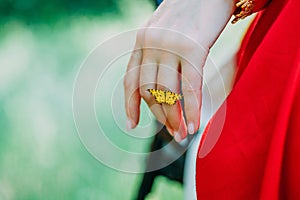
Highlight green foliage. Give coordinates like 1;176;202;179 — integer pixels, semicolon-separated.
0;1;183;199
0;0;121;23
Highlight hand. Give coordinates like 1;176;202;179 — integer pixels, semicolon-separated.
124;0;235;142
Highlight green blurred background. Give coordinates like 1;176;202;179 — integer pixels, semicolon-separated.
0;0;184;199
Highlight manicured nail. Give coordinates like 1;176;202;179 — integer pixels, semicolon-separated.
188;122;195;134
126;119;133;131
174;131;182;143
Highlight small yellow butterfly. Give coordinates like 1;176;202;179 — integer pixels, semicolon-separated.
147;89;182;105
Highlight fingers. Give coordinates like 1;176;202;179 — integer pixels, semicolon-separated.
157;53;187;141
125;29;206;142
139;49;171;128
181;58;204;135
124;44;142;129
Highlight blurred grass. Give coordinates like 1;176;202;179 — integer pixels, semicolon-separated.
0;0;120;24
0;0;184;199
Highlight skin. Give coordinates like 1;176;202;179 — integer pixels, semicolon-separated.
124;0;236;142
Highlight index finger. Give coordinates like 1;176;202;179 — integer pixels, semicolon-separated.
123;43;142;130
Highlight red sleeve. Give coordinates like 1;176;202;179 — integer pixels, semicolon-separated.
252;0;272;12
196;0;300;199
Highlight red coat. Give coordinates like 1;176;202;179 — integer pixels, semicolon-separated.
196;0;300;199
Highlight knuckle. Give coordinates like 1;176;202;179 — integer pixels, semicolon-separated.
179;40;197;52
182;79;197;90
182;84;201;95
130;49;141;62
143;29;164;46
182;73;202;89
188;71;202;82
136;28;165;50
136;29;145;42
144;29;159;42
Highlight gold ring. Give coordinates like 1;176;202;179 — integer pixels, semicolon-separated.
147;89;182;105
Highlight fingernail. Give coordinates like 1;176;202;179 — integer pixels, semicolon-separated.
174;131;182;143
188;122;195;134
126;119;133;131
